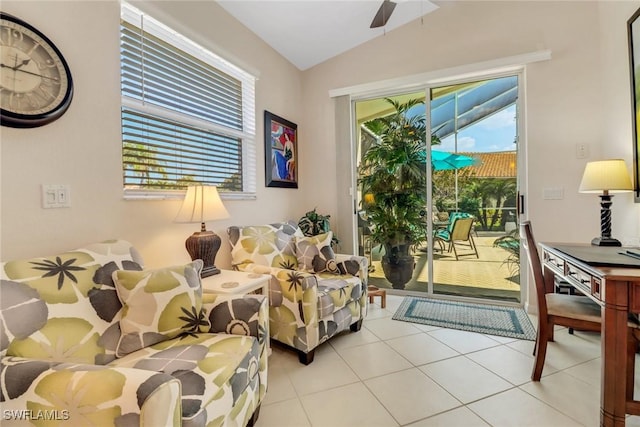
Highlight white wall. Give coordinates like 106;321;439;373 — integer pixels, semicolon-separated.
3;0;639;275
300;0;640;248
599;1;640;243
0;1;304;268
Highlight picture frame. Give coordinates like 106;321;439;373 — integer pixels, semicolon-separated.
628;7;640;202
264;110;298;188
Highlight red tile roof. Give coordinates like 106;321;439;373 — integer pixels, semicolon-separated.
462;151;517;178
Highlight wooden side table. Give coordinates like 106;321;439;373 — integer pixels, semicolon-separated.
368;285;386;308
201;270;271;353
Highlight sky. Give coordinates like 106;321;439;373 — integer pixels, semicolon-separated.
434;104;517;154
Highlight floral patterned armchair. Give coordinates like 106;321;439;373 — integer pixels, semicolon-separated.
227;221;368;364
0;240;268;427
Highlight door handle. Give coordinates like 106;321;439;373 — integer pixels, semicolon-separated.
517;193;525;216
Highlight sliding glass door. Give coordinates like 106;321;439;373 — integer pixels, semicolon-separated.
429;76;521;303
354;73;522;304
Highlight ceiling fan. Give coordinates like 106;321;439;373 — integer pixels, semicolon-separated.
370;0;397;29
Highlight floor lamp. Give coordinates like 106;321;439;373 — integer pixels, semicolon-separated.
579;159;633;246
175;185;230;277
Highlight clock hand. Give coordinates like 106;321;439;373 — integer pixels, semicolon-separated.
1;55;30;71
0;64;58;81
13;58;31;70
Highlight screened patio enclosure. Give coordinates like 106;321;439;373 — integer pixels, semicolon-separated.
355;74;520;303
430;76;518;140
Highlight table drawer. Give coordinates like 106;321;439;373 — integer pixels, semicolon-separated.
565;261;602;301
544;251;565;273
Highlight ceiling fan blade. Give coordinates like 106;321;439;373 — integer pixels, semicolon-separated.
370;0;397;29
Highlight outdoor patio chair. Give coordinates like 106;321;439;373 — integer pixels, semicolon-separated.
434;214;479;260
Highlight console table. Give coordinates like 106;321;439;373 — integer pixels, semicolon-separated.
539;243;640;426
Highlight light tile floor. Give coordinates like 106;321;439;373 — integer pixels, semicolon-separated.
256;294;640;427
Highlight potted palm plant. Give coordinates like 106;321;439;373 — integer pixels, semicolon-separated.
358;98;430;289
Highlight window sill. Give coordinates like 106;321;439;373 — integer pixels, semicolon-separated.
123;189;256;201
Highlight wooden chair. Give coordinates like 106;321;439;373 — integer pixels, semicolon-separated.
522;221;640;414
520;221;601;381
434;216;479;260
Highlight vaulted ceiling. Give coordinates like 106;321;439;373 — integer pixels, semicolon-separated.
216;0;439;70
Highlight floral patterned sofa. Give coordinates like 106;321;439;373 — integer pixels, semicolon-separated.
0;240;268;427
227;221;368;364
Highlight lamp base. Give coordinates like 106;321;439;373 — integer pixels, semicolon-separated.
185;230;222;277
201;266;221;277
591;237;622;247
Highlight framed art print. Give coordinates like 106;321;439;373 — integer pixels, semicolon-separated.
264;110;298;188
628;6;640;201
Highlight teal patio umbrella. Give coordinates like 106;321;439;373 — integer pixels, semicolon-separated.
430;150;477;171
418;150;478;171
423;150;479;211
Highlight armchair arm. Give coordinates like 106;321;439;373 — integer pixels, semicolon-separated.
202;293;268;344
234;264;320;343
0;357;181;427
200;293;269;403
335;254;369;286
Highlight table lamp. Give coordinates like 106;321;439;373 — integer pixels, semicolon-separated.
175;185;230;276
578;159;633;246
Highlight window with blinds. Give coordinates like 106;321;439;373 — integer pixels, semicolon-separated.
120;2;256;198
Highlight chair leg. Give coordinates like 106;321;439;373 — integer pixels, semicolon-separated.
470;234;479;258
298;349;315;365
350;319;363;332
246;404;262;427
452;242;459;260
532;321;550;381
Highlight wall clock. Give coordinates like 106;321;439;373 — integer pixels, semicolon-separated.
0;13;73;128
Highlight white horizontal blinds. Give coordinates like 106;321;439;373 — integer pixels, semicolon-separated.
122;109;242;189
120;2;256;195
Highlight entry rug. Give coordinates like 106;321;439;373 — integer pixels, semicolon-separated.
393;296;537;341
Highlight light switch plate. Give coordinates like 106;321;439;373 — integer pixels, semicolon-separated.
543;187;564;200
576;143;589;159
42;184;70;208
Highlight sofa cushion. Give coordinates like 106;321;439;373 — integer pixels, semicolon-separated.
1;240;143;364
295;231;339;274
316;273;365;318
109;333;261;425
228;221;302;270
1;356;181;426
112;260;208;357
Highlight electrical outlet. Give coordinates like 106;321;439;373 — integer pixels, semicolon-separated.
42;185;70;208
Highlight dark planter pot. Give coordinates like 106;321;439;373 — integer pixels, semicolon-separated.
381;244;415;289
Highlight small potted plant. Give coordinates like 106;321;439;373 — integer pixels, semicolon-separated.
298;208;339;247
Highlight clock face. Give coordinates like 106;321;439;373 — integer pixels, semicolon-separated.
0;13;73;128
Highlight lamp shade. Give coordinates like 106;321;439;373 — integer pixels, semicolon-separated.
175;185;230;223
579;159;633;193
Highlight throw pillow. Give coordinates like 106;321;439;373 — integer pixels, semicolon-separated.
112;260;208;357
228;222;301;270
295;232;339;274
